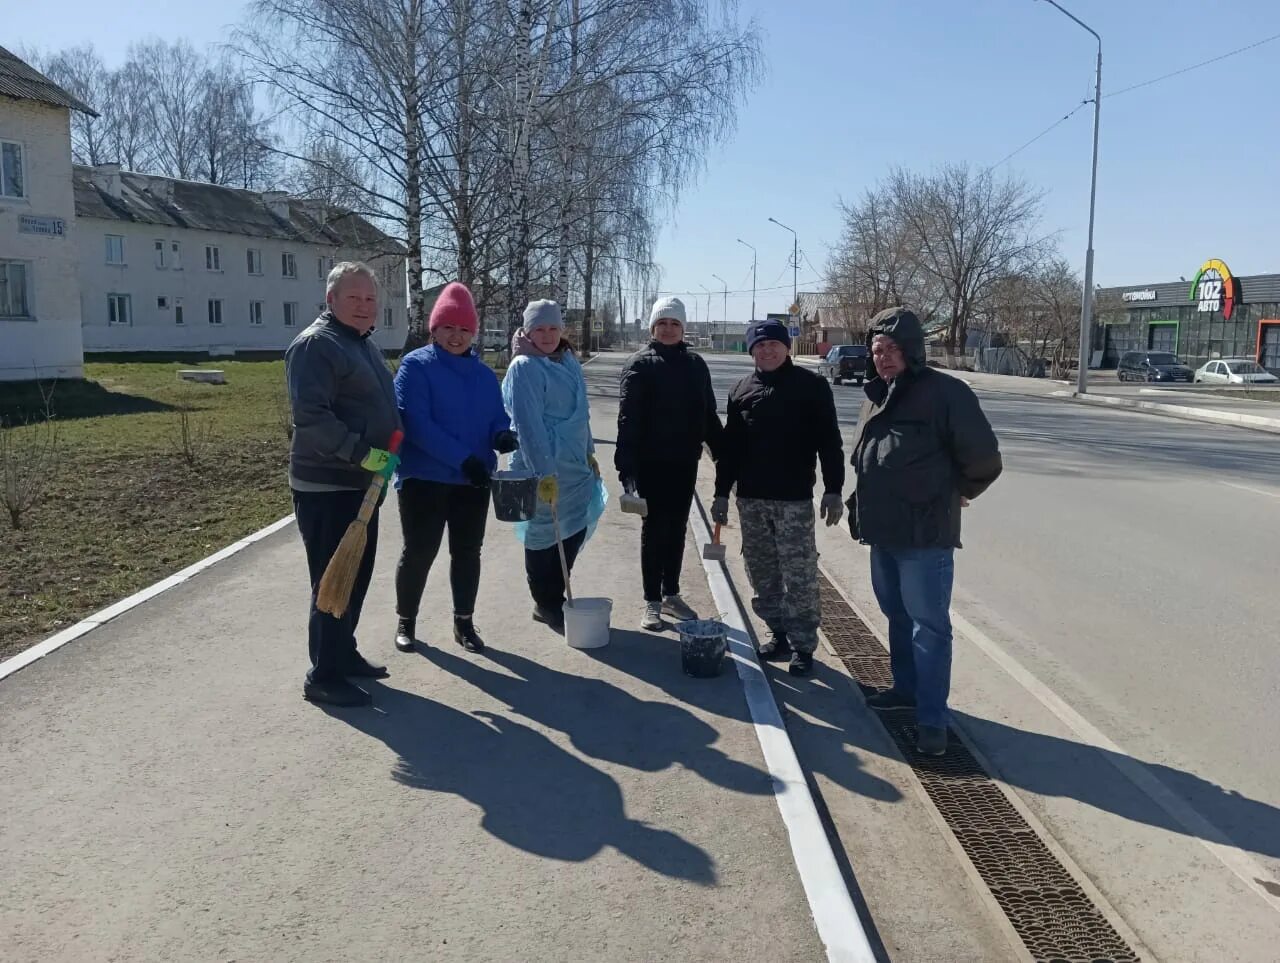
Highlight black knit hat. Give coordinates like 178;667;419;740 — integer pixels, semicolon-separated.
746;319;791;353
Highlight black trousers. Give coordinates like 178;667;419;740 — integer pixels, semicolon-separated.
293;488;379;683
636;459;699;602
525;527;587;612
395;478;490;619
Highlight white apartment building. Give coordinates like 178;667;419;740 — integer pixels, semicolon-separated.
75;164;408;357
0;47;94;381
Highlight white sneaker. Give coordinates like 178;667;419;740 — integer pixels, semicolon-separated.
641;600;664;631
662;595;698;622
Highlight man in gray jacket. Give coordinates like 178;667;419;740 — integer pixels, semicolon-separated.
287;262;401;707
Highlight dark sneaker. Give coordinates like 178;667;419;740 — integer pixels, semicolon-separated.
788;651;814;676
394;618;416;653
532;606;565;634
916;725;948;757
758;631;792;662
454;617;486;654
866;688;916;711
661;595;698;623
345;652;389;679
304;678;372;708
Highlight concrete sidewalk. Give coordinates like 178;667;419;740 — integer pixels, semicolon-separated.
0;413;824;961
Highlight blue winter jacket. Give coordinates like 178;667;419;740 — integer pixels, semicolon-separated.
394;344;511;488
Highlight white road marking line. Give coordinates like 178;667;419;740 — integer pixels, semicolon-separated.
948;609;1280;913
0;515;297;683
1220;480;1280;499
691;499;877;963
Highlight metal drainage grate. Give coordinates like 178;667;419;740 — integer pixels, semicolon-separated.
816;573;1141;963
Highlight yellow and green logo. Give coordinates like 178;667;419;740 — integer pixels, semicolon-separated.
1189;258;1236;319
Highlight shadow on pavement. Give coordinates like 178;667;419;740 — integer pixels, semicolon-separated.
427;639;773;798
323;681;716;884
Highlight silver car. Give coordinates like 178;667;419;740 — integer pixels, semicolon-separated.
1193;358;1279;385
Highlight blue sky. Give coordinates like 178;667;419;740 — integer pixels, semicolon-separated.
12;0;1280;323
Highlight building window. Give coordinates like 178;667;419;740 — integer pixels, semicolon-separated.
317;256;326;280
284;301;299;327
154;239;168;269
249;300;264;326
106;235;125;265
208;299;223;325
157;296;168;309
107;293;131;325
282;252;297;279
0;261;31;318
174;298;184;325
384;307;394;328
247;248;263;275
0;141;24;198
171;241;183;270
205;245;221;272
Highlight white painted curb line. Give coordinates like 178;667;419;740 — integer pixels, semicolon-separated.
1069;390;1280;433
0;515;296;683
690;498;877;963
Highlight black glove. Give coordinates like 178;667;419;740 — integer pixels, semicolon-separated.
493;429;519;454
620;474;636;495
461;455;491;489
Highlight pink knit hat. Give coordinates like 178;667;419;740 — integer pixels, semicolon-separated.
428;282;479;334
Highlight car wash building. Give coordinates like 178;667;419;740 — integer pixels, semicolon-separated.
1095;258;1280;373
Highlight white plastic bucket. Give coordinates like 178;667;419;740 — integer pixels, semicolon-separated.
564;597;612;649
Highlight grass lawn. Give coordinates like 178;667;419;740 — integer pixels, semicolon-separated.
0;357;504;661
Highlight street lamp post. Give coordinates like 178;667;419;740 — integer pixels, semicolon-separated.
736;238;757;323
1038;0;1101;396
712;273;727;347
768;217;798;310
698;283;711;340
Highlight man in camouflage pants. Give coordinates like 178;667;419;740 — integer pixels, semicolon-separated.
712;320;845;676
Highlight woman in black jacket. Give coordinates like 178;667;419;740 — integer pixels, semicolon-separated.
615;296;723;630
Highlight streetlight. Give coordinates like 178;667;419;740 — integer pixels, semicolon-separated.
712;273;727;346
736;238;757;323
767;217;798;310
1037;0;1101;396
698;283;711;336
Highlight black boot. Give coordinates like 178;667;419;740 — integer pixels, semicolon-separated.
758;630;792;662
454;616;485;653
395;617;416;653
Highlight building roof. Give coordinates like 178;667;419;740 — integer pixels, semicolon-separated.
72;165;401;253
0;46;97;115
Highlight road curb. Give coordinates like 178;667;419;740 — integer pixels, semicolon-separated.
689;495;877;963
0;515;297;683
1066;391;1280;435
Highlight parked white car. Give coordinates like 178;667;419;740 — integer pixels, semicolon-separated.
1193;358;1279;385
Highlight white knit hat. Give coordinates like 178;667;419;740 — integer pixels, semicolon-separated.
522;299;564;330
649;296;687;331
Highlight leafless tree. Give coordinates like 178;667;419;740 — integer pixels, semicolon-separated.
35;46;111;165
133;39;207;180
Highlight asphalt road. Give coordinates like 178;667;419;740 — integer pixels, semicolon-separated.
586;349;1280;954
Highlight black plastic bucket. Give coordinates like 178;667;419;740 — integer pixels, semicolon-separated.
677;619;728;678
492;469;537;522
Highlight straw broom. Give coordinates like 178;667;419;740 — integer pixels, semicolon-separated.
316;430;403;617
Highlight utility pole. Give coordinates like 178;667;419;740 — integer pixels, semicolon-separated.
1038;0;1101;395
736;238;757;323
768;217;798;309
712;273;727;347
699;283;711;341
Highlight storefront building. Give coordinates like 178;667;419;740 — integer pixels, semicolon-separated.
1095;258;1280;373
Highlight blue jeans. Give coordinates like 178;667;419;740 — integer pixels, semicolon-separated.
868;546;955;728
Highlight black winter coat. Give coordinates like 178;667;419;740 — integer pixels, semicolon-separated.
714;358;845;501
615;341;723;483
849;309;1002;549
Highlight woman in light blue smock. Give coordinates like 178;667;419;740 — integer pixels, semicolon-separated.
502;300;608;632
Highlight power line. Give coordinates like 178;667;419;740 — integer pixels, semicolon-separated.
618;277;828;297
990;100;1090;169
1108;30;1280;99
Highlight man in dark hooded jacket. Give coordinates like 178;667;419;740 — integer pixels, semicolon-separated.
848;307;1001;756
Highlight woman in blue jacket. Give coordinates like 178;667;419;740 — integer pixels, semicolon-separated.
393;282;517;654
502;300;607;633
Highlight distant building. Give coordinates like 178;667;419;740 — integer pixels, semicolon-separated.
0;46;95;381
74;164;407;357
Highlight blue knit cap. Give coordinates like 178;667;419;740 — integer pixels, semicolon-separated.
746;319;791;353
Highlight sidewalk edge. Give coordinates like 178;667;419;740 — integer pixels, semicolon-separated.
0;515;296;683
1068;391;1280;434
690;496;877;963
